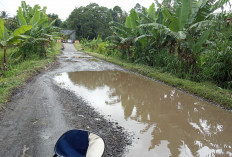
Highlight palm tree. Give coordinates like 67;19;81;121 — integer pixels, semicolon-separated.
0;11;9;19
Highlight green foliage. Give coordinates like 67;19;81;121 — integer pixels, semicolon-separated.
80;36;114;56
47;13;62;27
0;43;61;107
17;7;27;26
13;25;32;36
125;9;139;29
97;42;107;54
148;3;156;19
0;18;5;39
85;1;232;90
1;17;18;32
75;43;232;108
0;1;61;72
0;18;32;70
15;1;60;59
0;1;62;108
65;3;127;40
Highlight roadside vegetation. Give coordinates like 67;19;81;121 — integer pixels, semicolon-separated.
0;1;61;108
63;3;128;39
73;0;232;108
1;0;232;109
75;43;232;109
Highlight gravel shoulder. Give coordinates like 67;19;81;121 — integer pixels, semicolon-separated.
0;43;132;157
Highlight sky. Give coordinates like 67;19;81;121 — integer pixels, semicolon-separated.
0;0;157;21
0;0;230;21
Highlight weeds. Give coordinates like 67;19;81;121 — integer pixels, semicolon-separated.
75;43;232;109
0;43;61;108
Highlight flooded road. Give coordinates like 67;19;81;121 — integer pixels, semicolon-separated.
0;44;129;157
55;70;232;157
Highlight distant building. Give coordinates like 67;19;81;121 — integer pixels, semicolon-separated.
60;30;76;43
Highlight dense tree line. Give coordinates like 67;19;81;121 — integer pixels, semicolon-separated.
82;0;232;89
64;3;128;40
47;13;62;27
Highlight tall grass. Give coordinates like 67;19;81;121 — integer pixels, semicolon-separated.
75;42;232;109
0;43;61;108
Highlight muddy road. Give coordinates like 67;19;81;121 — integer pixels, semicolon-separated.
1;43;232;157
0;44;131;157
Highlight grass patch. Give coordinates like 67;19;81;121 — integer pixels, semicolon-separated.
74;43;232;109
0;43;61;108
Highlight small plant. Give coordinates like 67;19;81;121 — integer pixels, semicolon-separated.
0;18;32;70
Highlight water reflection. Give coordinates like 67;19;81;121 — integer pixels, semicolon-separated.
55;71;232;157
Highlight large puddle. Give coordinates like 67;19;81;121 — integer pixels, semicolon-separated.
54;71;232;157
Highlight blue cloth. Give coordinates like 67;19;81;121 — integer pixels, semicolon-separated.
55;130;89;157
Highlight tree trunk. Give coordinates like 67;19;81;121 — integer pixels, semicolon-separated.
121;45;126;57
3;47;7;71
43;42;47;57
41;42;43;56
127;44;130;58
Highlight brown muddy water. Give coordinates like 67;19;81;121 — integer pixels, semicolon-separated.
54;71;232;157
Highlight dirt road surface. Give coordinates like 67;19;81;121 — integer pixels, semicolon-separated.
0;44;131;157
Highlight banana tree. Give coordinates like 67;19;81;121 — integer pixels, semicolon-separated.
108;21;131;57
0;18;32;70
108;8;147;59
108;11;136;58
16;1;60;58
130;0;219;71
109;3;166;62
133;3;178;64
143;0;218;67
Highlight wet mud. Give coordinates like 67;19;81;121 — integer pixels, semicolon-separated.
60;56;69;58
65;59;79;63
1;43;232;157
55;70;232;156
0;43;131;157
53;85;132;157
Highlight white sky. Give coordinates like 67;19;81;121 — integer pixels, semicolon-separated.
0;0;230;21
0;0;157;21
